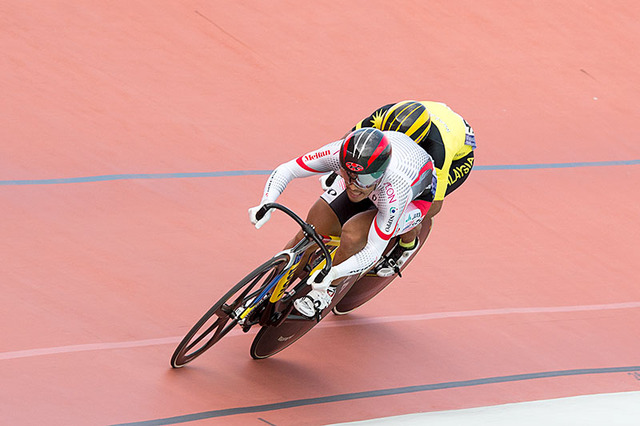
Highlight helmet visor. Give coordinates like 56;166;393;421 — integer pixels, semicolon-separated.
340;168;382;189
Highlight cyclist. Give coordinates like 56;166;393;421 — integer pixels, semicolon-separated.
321;100;476;276
249;128;437;318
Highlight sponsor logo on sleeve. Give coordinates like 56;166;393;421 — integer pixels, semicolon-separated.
304;149;330;162
384;207;398;233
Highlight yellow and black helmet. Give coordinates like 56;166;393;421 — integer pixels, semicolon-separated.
380;101;431;144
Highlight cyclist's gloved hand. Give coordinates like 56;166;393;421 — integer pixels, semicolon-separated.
248;204;272;229
319;172;338;191
308;268;338;291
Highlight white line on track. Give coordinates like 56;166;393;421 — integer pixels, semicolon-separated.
2;301;639;361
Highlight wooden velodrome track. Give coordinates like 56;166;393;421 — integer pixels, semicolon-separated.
2;1;639;425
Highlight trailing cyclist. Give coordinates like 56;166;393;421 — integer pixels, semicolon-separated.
249;128;437;318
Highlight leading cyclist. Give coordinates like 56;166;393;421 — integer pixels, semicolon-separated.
322;100;477;276
248;128;437;318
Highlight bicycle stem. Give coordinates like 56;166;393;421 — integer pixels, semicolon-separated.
258;203;333;281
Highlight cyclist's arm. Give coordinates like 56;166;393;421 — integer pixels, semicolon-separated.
331;183;409;279
331;222;391;278
260;141;342;203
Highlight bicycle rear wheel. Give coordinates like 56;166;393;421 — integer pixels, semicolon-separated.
250;314;317;359
250;274;359;359
333;239;422;315
332;274;396;315
171;254;289;368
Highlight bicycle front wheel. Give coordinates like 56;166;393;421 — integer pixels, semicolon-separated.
171;253;289;368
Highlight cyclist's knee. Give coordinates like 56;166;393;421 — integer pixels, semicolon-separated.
341;226;366;253
284;229;305;249
335;212;374;263
427;200;443;219
286;199;341;250
335;227;366;264
306;198;341;236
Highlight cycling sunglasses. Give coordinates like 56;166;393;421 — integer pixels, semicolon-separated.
339;168;382;189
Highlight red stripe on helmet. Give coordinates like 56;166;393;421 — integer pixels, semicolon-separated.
367;135;389;168
342;136;350;160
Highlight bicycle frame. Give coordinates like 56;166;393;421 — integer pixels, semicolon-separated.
237;235;340;326
234;203;340;329
270;235;341;304
171;202;404;366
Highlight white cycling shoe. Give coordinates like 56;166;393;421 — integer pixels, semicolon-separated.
375;239;420;277
294;288;334;318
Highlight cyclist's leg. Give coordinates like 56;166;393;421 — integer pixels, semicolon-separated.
286;177;373;252
284;197;342;250
406;149;472;245
384;151;473;270
414;199;442;244
284;174;355;250
445;150;474;197
398;223;422;247
336;192;437;268
285;179;375;279
373;197;436;277
333;209;378;265
281;198;342;280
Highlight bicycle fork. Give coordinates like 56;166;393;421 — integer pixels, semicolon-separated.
231;249;303;330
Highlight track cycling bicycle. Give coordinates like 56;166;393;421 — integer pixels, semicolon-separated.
170;203;420;367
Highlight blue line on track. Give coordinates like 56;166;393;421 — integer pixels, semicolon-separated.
111;366;640;425
477;159;640;170
0;170;274;186
1;160;639;186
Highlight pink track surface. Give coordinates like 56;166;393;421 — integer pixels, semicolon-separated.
2;1;639;425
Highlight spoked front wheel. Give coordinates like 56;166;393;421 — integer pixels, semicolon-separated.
170;254;289;368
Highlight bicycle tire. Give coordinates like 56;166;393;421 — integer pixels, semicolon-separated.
333;240;422;315
171;253;290;368
250;315;317;359
332;274;396;315
249;274;359;359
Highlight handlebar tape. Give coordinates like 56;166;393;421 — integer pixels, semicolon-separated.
314;269;329;283
325;171;338;188
255;204;270;221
